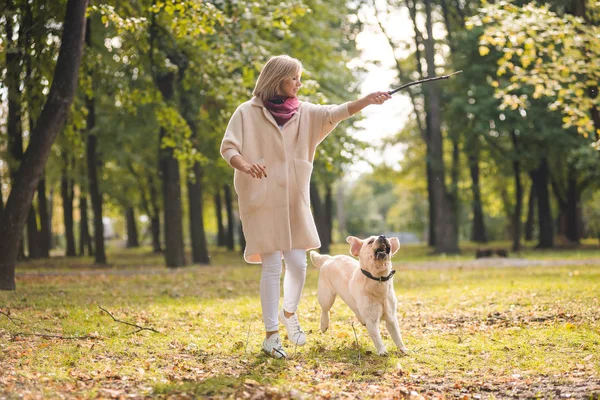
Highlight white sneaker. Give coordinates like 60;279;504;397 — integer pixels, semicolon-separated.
262;333;287;359
279;309;307;346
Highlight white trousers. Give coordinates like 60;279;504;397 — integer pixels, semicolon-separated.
260;249;307;332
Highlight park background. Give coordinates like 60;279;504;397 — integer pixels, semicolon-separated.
0;0;599;398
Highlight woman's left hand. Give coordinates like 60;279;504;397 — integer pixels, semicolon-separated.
348;91;393;115
365;91;392;105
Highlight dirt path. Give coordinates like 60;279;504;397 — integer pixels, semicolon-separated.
15;257;600;277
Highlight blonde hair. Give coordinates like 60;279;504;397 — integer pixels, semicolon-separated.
252;55;302;101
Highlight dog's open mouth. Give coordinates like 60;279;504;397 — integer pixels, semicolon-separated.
374;243;391;260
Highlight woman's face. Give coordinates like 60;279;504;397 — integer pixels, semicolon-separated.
277;71;302;97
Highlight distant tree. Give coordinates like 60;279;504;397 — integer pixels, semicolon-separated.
470;1;600;148
0;0;88;290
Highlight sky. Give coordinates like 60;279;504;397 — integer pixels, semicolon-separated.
344;1;423;178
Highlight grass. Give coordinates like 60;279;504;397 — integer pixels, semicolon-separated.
1;244;600;399
16;239;600;274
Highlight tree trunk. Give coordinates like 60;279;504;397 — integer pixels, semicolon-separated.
158;131;186;266
85;21;107;265
38;178;50;258
239;216;246;255
180;87;209;264
147;174;162;253
61;173;76;256
86;102;107;264
325;184;334;246
555;189;567;239
23;16;41;260
451;137;460;242
310;182;330;254
525;183;536;241
126;207;140;248
530;158;554;248
511;131;523;252
336;184;347;238
224;184;235;251
565;167;580;243
423;0;459;254
400;0;436;247
6;0;22;184
426;163;436;246
151;216;162;253
6;0;26;263
150;216;162;253
214;190;226;247
26;204;41;259
48;189;55;250
159;137;186;266
468;152;487;243
79;195;92;256
155;71;186;267
188;165;210;264
0;175;3;213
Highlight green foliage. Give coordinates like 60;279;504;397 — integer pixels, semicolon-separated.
91;4;148;33
469;1;600;148
583;190;600;239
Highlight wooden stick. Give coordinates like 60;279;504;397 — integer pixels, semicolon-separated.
244;319;251;354
351;322;362;363
0;310;20;325
99;306;160;334
388;70;463;95
11;332;99;340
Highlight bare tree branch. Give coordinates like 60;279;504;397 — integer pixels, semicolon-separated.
2;309;99;340
11;332;99;340
0;309;20;325
388;70;462;95
99;306;161;334
372;0;427;140
351;321;362;364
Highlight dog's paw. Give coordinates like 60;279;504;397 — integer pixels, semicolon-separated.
377;349;389;356
399;346;410;355
320;326;329;333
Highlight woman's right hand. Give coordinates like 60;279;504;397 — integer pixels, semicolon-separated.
241;162;267;179
230;155;267;179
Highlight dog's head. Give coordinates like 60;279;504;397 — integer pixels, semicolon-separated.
346;235;400;264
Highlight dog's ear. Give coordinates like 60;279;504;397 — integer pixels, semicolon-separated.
346;236;362;257
390;237;400;255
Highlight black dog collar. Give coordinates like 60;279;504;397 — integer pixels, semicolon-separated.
361;269;396;282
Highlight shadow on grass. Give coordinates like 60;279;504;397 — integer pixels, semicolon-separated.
153;375;255;398
152;356;287;397
151;347;402;398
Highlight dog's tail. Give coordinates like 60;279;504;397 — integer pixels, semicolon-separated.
309;251;331;268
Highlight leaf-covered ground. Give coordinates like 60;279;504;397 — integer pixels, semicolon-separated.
1;245;600;399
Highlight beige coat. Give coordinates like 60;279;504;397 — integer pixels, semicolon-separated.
220;96;351;263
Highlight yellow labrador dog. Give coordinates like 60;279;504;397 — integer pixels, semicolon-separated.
310;235;408;356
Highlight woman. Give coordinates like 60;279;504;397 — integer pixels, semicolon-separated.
220;55;391;359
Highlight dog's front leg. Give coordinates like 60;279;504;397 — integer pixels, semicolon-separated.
364;318;387;356
385;319;409;354
358;301;387;355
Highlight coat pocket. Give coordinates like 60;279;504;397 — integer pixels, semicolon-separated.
294;159;313;207
234;158;267;213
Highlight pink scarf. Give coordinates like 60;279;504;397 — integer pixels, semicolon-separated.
263;96;300;126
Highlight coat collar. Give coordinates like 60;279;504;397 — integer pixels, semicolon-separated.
251;96;302;129
250;96;265;108
251;96;302;112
